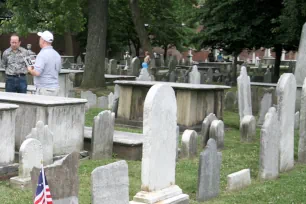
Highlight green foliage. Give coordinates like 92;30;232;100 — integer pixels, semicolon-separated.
195;0;283;54
1;0;86;36
277;0;306;50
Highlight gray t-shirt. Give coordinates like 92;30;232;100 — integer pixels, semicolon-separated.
33;46;61;89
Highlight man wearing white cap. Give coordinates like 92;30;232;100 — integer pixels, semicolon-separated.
27;31;61;96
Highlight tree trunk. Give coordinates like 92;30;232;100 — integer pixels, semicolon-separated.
81;0;108;88
273;44;282;82
232;52;238;85
64;32;74;56
129;0;153;56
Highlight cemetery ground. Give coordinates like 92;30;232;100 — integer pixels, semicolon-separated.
0;105;305;203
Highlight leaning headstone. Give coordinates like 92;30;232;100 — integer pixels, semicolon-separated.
136;68;152;81
108;92;114;109
10;138;43;189
130;84;189;203
91;110;115;160
227;169;251;191
237;66;252;121
81;91;97;109
91;160;129;204
181;130;198;159
294;22;306;86
224;91;236;111
31;152;79;204
295;111;300;130
277;73;296;172
240;115;256;142
299;78;306;163
264;68;272;83
197;138;222;202
201;113;218;147
209;120;224;150
259;107;280;180
109;59;118;75
258;88;274;126
130;57;140;76
26;121;53;165
97;96;108;109
189;65;201;84
0;104;18;166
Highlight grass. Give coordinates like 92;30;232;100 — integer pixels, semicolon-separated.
0;110;305;204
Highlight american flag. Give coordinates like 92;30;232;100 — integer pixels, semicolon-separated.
34;167;53;204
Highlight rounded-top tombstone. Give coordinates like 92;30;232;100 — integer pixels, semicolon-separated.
141;84;177;192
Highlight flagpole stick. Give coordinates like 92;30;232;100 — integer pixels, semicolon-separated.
41;160;47;204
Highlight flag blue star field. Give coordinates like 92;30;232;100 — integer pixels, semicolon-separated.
34;168;53;204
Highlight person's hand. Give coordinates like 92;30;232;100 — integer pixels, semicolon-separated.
27;66;33;72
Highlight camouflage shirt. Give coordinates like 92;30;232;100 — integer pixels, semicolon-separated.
2;47;29;75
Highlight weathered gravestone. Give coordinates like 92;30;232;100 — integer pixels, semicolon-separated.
0;104;18;166
130;84;189;203
189;65;201;84
112;85;120;117
259;107;280;180
31;152;79;204
197;138;222;202
10;138;43;189
207;68;213;84
295;111;300;130
81;91;97;109
237;66;252;121
91;160;129;204
169;70;177;82
108;92;114;109
91;110;115;160
130;57;140;76
257;88;274;126
294;22;306;86
26;121;53;165
109;59;118;75
299;78;306;163
97;96;108;109
136;68;152;81
201;113;218;147
209;120;225;150
264;68;272;83
224;91;236;111
240;115;256;142
227;169;251;191
277;73;296;172
181;130;198;159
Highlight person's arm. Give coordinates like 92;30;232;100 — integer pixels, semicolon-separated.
2;51;8;70
28;54;45;76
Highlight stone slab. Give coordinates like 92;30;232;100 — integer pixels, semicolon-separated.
0;92;87;106
114;80;230;90
227;169;251;191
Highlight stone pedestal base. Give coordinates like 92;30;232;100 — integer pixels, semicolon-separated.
130;185;189;204
10;176;31;189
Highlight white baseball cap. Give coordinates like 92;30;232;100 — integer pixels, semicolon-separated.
37;31;54;43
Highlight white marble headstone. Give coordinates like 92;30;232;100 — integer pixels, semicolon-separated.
237;66;252;121
276;73;296;172
189;65;201;84
26;121;53;165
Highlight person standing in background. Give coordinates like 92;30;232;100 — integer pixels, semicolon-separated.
27;31;61;96
2;34;29;93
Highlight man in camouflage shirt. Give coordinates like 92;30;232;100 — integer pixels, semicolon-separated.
2;34;29;93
